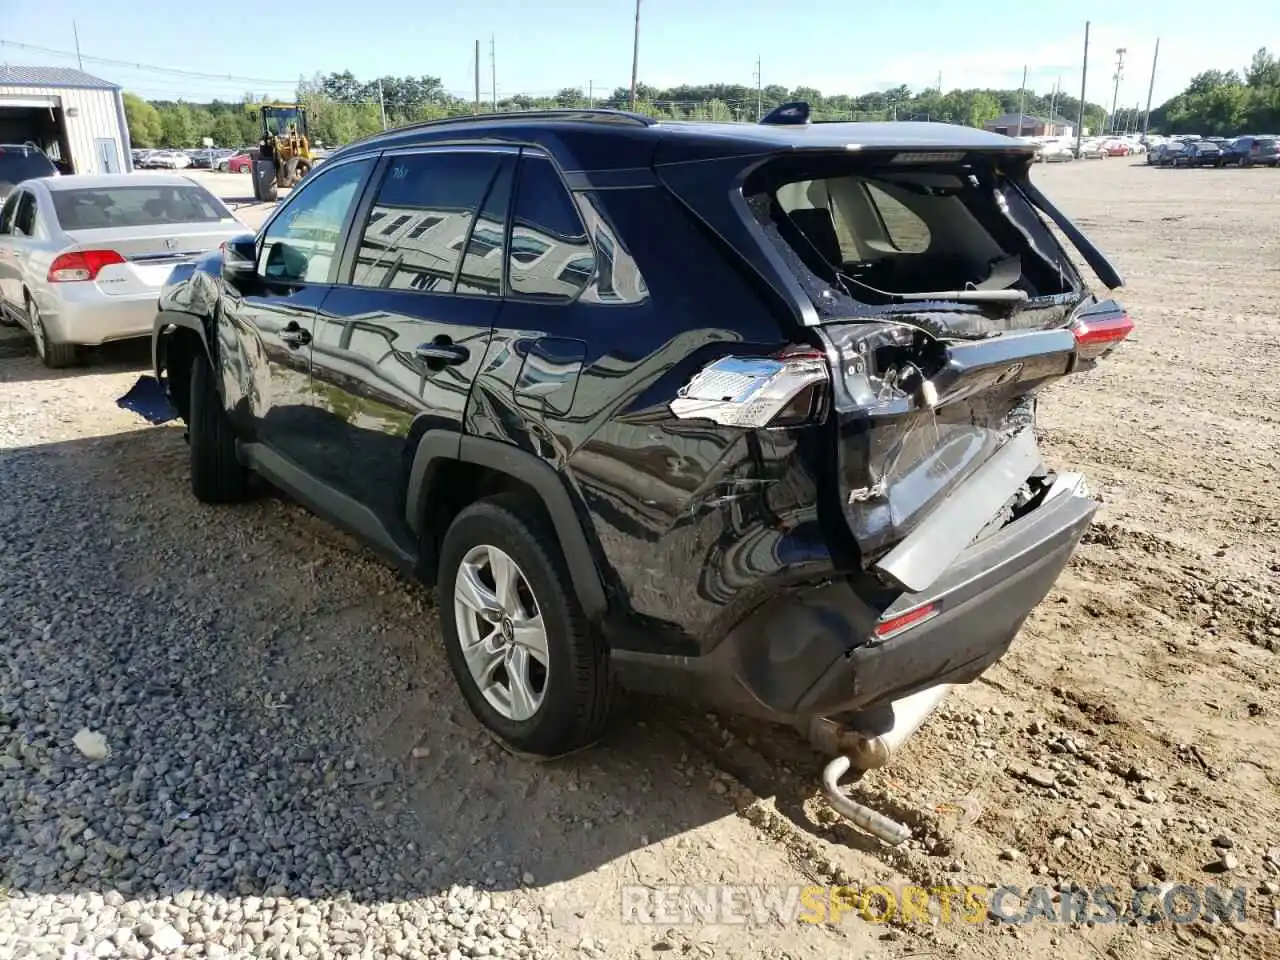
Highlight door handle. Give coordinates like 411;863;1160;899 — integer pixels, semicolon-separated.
414;341;469;365
280;323;311;348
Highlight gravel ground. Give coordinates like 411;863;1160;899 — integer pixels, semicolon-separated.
2;159;1279;960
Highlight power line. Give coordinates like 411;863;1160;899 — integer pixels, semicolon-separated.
0;39;298;85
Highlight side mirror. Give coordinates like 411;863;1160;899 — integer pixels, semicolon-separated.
221;234;257;278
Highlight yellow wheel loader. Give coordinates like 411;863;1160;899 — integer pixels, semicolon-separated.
251;104;314;202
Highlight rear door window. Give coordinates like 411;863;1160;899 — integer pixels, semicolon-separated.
351;151;504;294
0;193;18;234
508;154;595;300
14;192;36;237
864;184;931;254
455;159;514;296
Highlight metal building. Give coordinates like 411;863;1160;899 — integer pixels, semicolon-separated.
0;65;132;175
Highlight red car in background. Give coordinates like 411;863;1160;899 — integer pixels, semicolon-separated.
217;150;256;173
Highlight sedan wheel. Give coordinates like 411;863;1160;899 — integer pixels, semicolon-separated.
29;300;75;368
454;543;549;722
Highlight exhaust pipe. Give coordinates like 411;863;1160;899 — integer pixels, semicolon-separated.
843;683;955;770
812;683;954;846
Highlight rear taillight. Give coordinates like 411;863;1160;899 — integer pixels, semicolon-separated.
875;601;940;640
669;348;829;428
1071;309;1134;362
47;249;125;283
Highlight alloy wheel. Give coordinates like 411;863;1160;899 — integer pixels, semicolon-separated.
453;544;549;722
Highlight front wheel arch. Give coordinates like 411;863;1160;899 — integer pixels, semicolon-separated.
155;313;216;423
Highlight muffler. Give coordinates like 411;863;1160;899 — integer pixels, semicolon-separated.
811;683;954;846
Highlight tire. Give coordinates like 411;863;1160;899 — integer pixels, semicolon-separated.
282;156;312;186
252;160;278;202
437;495;612;757
28;297;76;368
188;354;248;504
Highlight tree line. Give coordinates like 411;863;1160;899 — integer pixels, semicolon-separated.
121;51;1280;152
1149;48;1280;136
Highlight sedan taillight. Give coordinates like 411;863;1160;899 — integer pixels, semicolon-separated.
48;249;126;282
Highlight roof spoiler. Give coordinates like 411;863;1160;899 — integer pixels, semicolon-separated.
760;101;811;126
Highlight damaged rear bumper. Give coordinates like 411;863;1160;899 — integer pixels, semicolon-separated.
610;473;1097;724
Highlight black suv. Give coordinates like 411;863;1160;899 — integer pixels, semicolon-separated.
151;107;1133;758
0;143;58;200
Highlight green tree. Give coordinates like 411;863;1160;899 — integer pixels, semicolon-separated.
211;112;244;148
965;91;1002;128
158;104;195;147
123;93;162;147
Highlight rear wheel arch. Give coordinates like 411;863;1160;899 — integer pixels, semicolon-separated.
408;431;609;619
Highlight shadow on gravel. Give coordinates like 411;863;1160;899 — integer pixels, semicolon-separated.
0;327;151;383
0;428;735;909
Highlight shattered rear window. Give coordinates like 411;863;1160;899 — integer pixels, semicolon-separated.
743;154;1084;321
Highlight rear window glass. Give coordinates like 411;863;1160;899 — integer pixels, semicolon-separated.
1259;139;1276;149
52;185;230;230
0;147;57;187
750;157;1079;310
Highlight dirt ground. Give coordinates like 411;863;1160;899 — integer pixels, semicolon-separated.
2;158;1278;960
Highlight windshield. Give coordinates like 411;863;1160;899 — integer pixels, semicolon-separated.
265;108;303;135
0;147;57;190
51;185;232;230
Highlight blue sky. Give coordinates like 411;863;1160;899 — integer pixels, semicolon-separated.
0;0;1268;108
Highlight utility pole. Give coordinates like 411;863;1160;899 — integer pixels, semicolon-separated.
490;34;496;110
754;55;762;121
937;70;942;92
1110;47;1126;133
1017;65;1027;136
474;41;480;114
1142;38;1160;138
629;0;641;111
1076;21;1090;153
72;21;84;71
377;78;387;130
588;81;593;108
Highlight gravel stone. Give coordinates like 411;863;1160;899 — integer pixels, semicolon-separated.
0;354;553;960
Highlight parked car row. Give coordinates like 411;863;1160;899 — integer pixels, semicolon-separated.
1025;135;1147;162
1147;135;1280;168
132;147;257;171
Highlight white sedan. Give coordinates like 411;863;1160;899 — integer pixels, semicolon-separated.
0;173;248;368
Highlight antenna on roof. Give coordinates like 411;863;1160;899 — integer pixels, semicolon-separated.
760;101;810;125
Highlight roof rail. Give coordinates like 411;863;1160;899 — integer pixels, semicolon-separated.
388;108;657;134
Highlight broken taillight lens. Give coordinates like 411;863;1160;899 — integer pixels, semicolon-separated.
669;349;829;429
1071;308;1134;362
